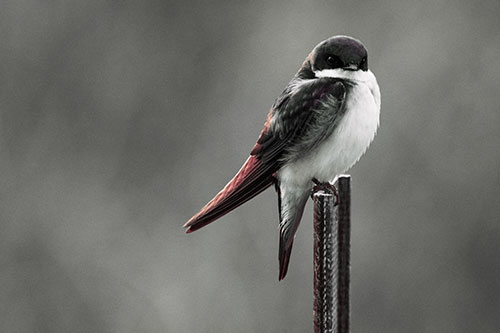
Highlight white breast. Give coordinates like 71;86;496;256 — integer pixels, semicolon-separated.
278;69;380;187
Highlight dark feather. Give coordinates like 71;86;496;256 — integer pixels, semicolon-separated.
184;156;275;232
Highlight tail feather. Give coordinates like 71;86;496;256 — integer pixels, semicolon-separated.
184;156;275;233
276;183;309;280
279;238;294;280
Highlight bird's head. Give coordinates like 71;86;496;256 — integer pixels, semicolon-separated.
298;36;368;79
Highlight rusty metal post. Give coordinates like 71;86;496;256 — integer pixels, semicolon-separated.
313;176;351;333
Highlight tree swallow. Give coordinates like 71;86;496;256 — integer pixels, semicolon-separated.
184;35;381;280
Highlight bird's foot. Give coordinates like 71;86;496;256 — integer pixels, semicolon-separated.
311;178;339;205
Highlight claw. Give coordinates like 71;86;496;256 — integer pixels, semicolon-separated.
311;178;339;205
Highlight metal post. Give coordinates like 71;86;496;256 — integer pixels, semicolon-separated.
313;176;351;333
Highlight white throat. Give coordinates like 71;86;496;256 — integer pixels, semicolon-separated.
313;68;371;81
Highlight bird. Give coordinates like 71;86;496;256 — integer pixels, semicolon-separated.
184;35;381;280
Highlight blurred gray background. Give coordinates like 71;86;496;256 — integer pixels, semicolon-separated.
1;0;500;332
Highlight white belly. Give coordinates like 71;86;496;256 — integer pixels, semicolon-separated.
278;69;380;186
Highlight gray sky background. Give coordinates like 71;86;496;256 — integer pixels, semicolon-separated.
1;1;500;332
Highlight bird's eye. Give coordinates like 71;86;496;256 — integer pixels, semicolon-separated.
326;55;342;68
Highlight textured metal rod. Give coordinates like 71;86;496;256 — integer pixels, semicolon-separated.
313;176;351;333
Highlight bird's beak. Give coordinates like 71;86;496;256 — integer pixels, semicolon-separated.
343;63;358;71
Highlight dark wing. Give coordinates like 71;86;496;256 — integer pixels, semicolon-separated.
252;78;347;163
184;78;346;233
184;154;276;233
